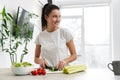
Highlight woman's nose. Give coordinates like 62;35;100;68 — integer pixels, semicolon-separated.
57;17;61;22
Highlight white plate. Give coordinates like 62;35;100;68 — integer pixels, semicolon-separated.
46;69;63;74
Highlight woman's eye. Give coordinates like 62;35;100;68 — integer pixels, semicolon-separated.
53;16;57;18
52;15;61;18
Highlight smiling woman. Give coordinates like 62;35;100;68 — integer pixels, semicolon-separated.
34;3;77;70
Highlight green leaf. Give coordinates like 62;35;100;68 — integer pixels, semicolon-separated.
1;24;8;29
5;29;9;36
3;37;8;40
7;13;14;20
13;63;22;67
2;7;6;17
1;33;7;38
3;19;7;25
22;62;32;67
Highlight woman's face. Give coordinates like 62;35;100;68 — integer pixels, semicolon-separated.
45;9;61;28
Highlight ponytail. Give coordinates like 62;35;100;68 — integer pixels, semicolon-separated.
41;3;50;28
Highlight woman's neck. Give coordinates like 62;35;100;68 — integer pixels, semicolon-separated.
46;26;59;32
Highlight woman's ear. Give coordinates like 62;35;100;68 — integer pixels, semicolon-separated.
45;15;48;21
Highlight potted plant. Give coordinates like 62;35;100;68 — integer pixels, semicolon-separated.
0;7;38;75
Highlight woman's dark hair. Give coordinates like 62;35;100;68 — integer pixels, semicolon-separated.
41;4;60;29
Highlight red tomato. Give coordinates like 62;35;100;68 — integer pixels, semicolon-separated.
31;70;38;75
37;68;43;75
41;69;46;75
37;68;43;72
42;71;46;75
31;68;46;76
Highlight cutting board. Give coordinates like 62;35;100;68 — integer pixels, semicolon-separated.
46;69;63;74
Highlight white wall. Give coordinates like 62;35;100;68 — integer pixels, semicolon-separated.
53;0;111;6
111;0;120;60
0;0;42;15
0;0;42;68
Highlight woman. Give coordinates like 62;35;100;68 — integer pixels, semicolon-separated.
34;4;77;70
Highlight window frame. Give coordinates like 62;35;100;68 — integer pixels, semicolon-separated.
61;5;111;68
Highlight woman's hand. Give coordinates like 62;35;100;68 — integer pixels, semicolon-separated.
57;60;67;70
39;58;46;68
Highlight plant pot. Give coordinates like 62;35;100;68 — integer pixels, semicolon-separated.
11;66;34;76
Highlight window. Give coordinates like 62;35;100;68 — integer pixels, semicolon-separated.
60;6;111;68
60;8;83;55
84;6;111;68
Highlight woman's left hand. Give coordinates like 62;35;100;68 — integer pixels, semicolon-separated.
57;60;67;70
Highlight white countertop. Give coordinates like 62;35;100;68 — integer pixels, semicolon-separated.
0;68;117;80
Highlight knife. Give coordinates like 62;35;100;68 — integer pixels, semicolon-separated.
45;65;58;71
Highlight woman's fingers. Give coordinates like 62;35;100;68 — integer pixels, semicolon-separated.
59;61;64;70
43;58;49;67
39;58;46;68
58;60;66;70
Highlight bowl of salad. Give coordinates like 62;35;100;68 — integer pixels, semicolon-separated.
11;62;34;76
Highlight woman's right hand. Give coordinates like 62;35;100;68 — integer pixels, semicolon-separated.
39;58;46;68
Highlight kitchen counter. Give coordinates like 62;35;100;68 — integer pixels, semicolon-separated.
0;68;116;80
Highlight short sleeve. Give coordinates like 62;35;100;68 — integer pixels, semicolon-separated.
34;33;41;45
61;28;73;43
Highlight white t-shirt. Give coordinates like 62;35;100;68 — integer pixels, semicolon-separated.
35;28;73;67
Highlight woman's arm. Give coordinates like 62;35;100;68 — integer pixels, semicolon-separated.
34;45;46;68
34;45;41;64
58;39;77;70
64;39;77;64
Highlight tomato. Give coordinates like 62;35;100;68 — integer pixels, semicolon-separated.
40;69;46;75
31;68;46;76
37;68;43;71
37;68;43;75
31;70;38;75
42;70;46;75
